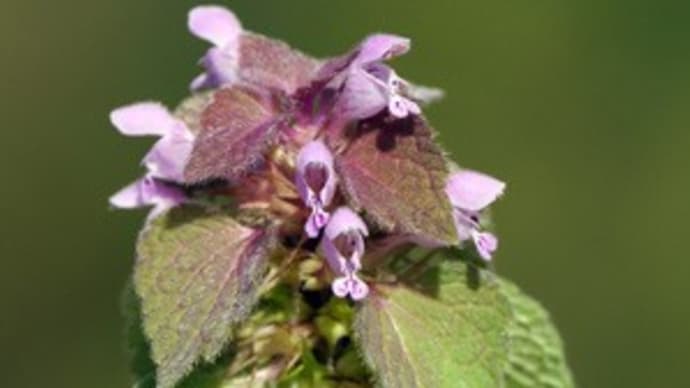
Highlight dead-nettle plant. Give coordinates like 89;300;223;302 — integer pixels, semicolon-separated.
111;5;574;388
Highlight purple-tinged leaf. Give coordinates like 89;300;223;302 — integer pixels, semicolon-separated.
183;87;283;184
134;206;278;388
188;5;321;94
334;115;459;246
237;33;321;94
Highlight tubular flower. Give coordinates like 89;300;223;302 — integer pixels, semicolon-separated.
295;140;337;238
105;6;565;388
109;174;186;221
317;34;421;120
109;102;193;219
322;207;370;300
110;102;195;182
188;5;242;90
445;170;506;260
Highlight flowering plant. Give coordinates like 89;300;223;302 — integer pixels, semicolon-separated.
113;6;573;388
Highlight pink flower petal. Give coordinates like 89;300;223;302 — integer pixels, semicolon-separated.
332;277;351;298
110;175;186;215
388;95;410;118
305;207;330;238
199;46;239;87
322;237;347;276
189;72;211;91
188;5;242;48
452;211;474;242
331;276;369;300
356;34;410;65
472;231;498;261
110;102;176;137
296;140;337;206
143;124;194;181
109;178;145;209
324;207;369;241
446;170;506;212
337;68;388;120
349;275;370;300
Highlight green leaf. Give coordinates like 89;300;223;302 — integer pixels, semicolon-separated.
334;115;459;246
135;206;278;388
354;259;512;387
499;280;575;388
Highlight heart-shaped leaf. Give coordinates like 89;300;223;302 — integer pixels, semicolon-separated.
355;259;511;388
335;115;459;246
134;206;277;388
184;87;283;183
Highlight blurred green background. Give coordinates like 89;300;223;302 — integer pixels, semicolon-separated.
1;0;689;387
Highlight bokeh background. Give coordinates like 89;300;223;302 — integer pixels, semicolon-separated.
2;0;689;387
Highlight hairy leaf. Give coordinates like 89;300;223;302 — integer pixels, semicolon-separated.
238;33;321;94
335;115;458;246
500;280;575;388
135;206;277;388
184;87;283;183
123;283;237;388
355;259;512;388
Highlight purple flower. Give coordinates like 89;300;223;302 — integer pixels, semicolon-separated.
445;170;506;260
295;140;338;238
188;5;242;91
109;174;186;220
318;34;432;120
109;102;193;218
110;102;195;182
322;207;370;300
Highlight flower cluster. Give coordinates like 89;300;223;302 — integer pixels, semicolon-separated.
110;5;504;301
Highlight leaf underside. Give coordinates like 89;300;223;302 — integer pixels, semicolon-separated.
335;115;459;246
134;206;277;388
183;87;282;184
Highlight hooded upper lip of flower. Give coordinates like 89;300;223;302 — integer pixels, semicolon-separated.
315;34;424;120
110;102;195;182
295;140;338;238
322;207;370;300
445;170;505;260
316;34;410;80
187;5;243;91
108;102;194;218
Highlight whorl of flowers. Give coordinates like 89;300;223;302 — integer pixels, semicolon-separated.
111;7;504;287
106;6;570;388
